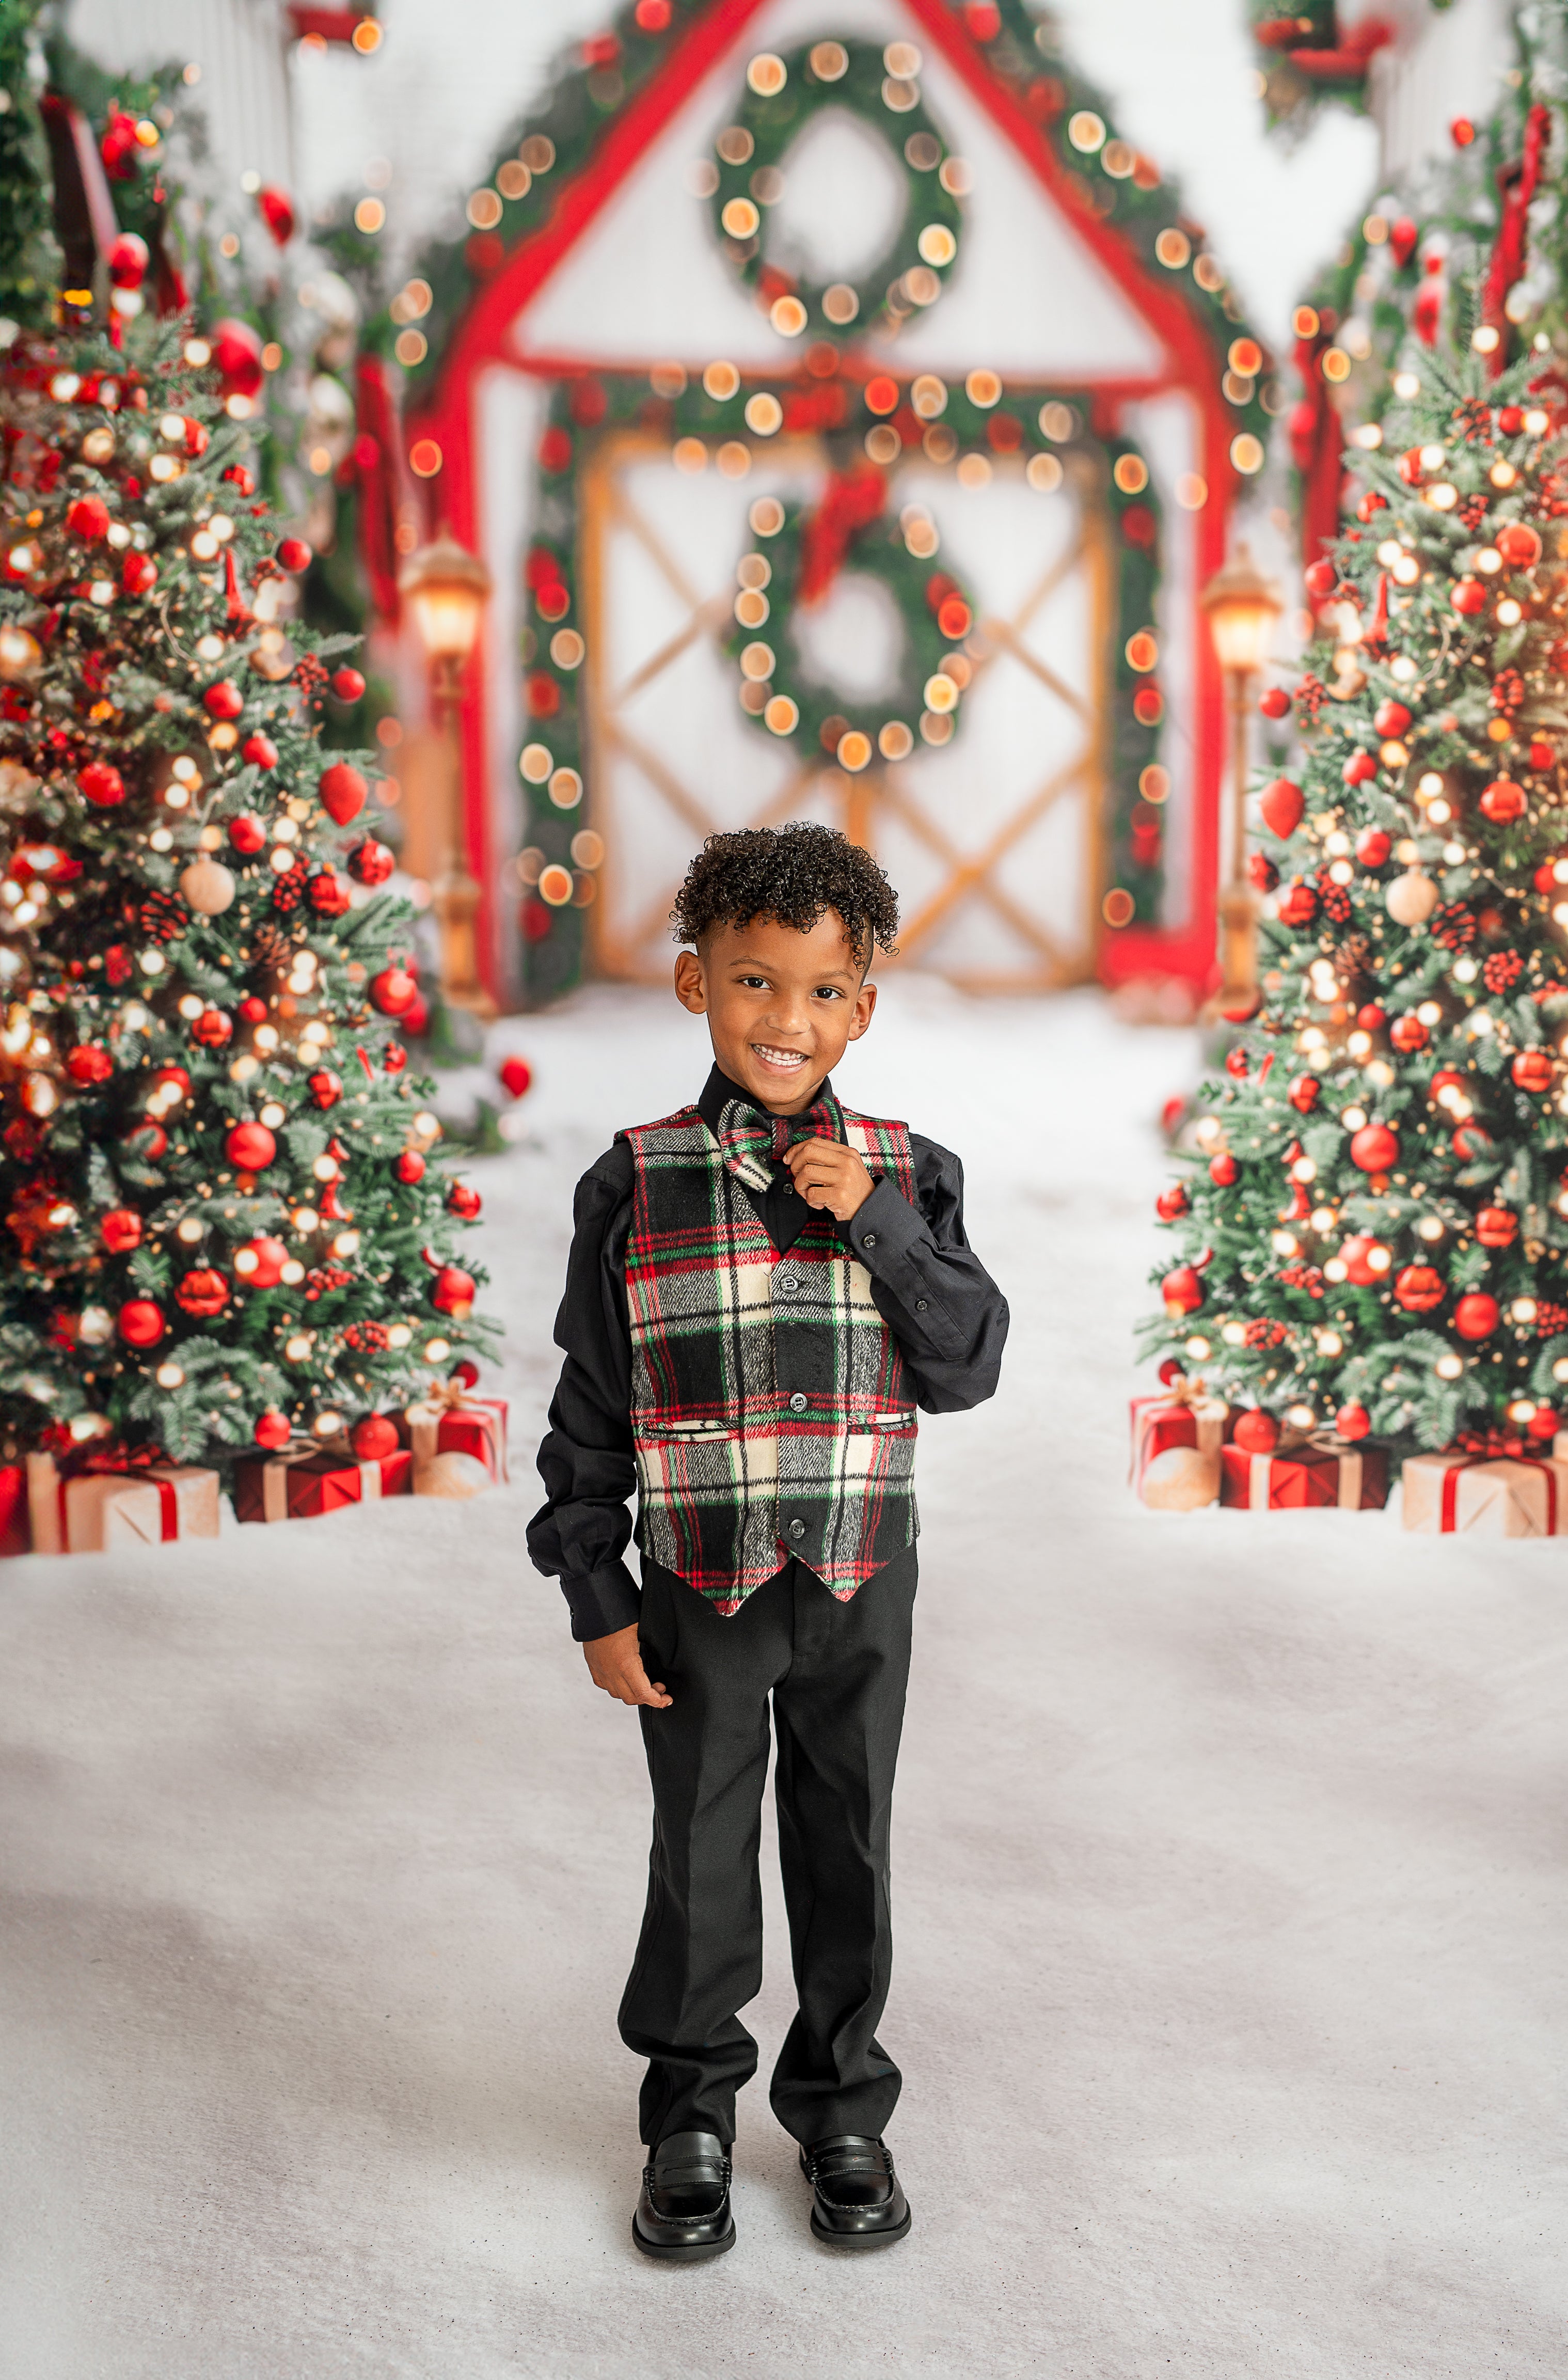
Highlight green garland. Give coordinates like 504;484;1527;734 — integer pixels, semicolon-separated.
707;37;961;340
511;366;1169;1005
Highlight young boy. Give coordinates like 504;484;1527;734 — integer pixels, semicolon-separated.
529;823;1007;2260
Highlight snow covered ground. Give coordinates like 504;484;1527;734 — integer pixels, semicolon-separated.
2;979;1564;2378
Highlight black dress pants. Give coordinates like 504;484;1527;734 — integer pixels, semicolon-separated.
617;1544;917;2148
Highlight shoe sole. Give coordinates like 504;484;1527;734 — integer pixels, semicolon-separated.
631;2217;736;2262
809;2206;912;2250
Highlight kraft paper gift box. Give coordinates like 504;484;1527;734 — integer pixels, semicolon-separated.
26;1451;220;1554
1402;1449;1568;1537
1129;1387;1227;1494
232;1443;413;1524
404;1393;510;1483
1219;1439;1390;1512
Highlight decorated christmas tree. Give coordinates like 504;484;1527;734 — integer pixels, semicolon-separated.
0;323;494;1477
1144;335;1568;1461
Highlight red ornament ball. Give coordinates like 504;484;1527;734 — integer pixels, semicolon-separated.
107;230;149;289
235;1236;289;1288
1454;1291;1500;1341
395;1150;426;1185
1480;777;1527;824
254;1409;292;1451
1277;883;1318;927
67;494;109;542
1513;1049;1555;1094
276;537;312;574
1304;558;1337;599
1530;739;1556;773
225;1121;277;1172
352;1413;400;1460
1258;686;1291;720
452;1358;481;1390
1342;749;1378;787
1373;698;1412;738
100;1208;142;1253
447;1181;482;1219
308;869;352;916
1288;1075;1320;1114
229;812;267;855
330;667;367;703
1208;1153;1238;1187
191;1007;233;1049
1355;826;1391;868
1161;1265;1204;1317
203;680;245;721
1451;576;1487;616
383;1043;408;1074
498;1057;533;1099
319;762;367;825
1496;521;1542;569
1357;1003;1387;1031
211;317;264;397
431;1265;477;1319
1259;777;1305;838
175;1266;229;1319
349;838;394;887
1349;1123;1399;1174
1341;1236;1391;1286
118;1298;165;1348
1389;1014;1429;1054
1232;1408;1279;1454
1527;1407;1560;1442
1155;1185;1189;1221
370;966;418;1016
1393;1264;1445;1314
1335;1402;1371;1442
237;995;268;1023
78;761;125;808
308;1068;342;1110
121;551;157;596
1475;1206;1517;1247
67;1044;113;1085
243;732;278;769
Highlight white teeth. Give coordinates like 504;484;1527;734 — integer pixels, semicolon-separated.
754;1043;806;1066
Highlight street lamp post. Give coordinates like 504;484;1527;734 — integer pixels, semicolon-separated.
1200;543;1284;1022
399;526;495;1032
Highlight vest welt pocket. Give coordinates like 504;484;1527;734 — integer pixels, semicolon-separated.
635;1419;735;1442
866;1411;917;1432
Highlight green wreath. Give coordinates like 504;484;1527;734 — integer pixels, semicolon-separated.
722;468;978;767
707;37;963;339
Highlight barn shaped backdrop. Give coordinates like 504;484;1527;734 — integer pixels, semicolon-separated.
402;0;1273;1006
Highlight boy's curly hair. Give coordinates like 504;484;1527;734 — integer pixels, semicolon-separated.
670;823;899;970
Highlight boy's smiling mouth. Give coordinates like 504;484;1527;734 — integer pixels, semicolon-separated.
751;1042;810;1073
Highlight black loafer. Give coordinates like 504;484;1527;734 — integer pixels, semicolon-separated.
799;2134;910;2248
632;2130;736;2260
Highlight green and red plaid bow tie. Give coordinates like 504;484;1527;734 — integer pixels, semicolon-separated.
716;1093;840;1193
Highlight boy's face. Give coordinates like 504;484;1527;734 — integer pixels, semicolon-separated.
673;910;877;1113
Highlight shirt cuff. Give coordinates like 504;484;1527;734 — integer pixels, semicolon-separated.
846;1174;928;1268
561;1559;642;1642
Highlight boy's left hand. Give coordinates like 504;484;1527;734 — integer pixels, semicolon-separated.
784;1137;875;1222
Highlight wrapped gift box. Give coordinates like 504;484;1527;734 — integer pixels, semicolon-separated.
0;1462;28;1557
233;1444;413;1525
1220;1440;1389;1512
1402;1449;1568;1537
1129;1386;1227;1496
27;1450;220;1554
405;1392;509;1484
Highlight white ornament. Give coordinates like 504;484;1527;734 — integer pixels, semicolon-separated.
413;1451;492;1500
1385;868;1438;926
179;855;237;915
1140;1445;1219;1511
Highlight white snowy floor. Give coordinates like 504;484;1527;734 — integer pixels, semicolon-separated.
2;979;1564;2379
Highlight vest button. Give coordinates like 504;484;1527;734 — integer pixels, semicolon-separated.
780;1275;800;1294
788;1392;807;1413
861;1233;877;1249
788;1518;805;1540
915;1299;928;1311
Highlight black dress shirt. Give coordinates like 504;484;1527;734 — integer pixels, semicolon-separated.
528;1064;1009;1640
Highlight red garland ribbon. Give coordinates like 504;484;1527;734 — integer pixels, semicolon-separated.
1440;1447;1557;1534
353;353;403;625
797;463;886;608
1482;104;1551;375
1290;325;1345;574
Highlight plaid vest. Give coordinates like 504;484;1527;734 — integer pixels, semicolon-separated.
617;1097;920;1614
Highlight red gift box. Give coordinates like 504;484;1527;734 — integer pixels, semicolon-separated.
0;1461;28;1557
1219;1439;1389;1512
1129;1383;1228;1492
233;1444;413;1524
25;1447;221;1553
405;1389;509;1483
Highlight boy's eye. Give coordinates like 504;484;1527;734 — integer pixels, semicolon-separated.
812;985;844;1001
738;974;770;989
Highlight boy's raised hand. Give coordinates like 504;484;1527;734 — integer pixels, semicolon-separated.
584;1623;673;1709
783;1136;874;1221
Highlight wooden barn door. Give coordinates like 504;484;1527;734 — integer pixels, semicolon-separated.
578;429;1111;987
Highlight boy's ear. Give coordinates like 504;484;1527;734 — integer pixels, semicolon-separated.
846;980;877;1039
673;949;707;1014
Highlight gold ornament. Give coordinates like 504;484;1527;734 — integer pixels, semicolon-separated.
1386;868;1438;926
179;856;237;915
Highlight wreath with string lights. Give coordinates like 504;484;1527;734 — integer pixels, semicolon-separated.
707;36;965;340
722;465;978;768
